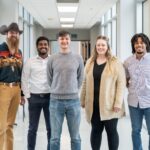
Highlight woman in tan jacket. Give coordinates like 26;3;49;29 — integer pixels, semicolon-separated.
80;35;126;150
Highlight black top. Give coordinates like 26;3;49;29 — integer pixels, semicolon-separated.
93;61;106;107
0;42;23;83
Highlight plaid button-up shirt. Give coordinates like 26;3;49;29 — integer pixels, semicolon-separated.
124;53;150;108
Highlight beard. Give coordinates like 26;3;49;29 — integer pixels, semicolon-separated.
136;51;144;55
38;49;48;56
7;37;19;54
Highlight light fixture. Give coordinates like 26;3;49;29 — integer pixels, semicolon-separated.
61;24;73;28
58;6;78;13
60;18;75;22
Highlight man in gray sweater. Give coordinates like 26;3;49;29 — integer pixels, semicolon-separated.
47;30;84;150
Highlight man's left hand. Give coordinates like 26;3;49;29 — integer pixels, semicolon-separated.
20;96;25;105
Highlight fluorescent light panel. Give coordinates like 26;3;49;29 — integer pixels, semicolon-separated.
58;6;78;12
61;24;73;28
60;17;75;22
57;0;79;3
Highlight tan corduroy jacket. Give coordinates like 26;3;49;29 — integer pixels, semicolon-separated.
80;56;126;123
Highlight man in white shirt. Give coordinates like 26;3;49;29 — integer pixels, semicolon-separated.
21;36;51;150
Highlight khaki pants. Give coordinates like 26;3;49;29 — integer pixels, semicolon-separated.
0;85;20;150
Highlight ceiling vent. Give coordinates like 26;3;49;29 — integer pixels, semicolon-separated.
57;0;79;3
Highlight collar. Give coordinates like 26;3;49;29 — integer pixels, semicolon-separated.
36;55;50;60
133;53;149;60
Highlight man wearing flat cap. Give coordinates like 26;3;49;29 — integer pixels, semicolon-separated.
0;22;24;150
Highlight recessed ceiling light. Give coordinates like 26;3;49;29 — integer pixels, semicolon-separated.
58;6;78;13
60;18;75;22
61;24;73;28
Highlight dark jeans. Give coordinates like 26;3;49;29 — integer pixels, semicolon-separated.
91;105;119;150
28;93;51;150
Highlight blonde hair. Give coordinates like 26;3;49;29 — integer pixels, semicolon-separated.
91;35;112;61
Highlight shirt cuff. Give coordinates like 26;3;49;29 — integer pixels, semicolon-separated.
25;93;31;99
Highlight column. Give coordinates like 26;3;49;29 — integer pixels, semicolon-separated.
117;0;136;61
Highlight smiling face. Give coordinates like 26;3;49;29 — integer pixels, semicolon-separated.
58;34;71;53
37;40;49;56
134;37;147;56
96;38;108;56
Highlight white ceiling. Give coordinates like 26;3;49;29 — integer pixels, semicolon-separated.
18;0;117;29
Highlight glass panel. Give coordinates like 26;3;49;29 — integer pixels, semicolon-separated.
105;9;111;22
112;4;117;17
107;23;112;47
18;19;24;54
30;16;34;25
18;4;23;17
23;22;30;61
101;27;105;35
23;9;29;22
101;16;105;25
112;20;117;55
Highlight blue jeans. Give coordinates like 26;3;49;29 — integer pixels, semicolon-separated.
129;105;150;150
28;93;51;150
49;99;81;150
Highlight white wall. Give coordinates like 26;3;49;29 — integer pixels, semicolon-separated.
43;29;90;41
116;0;137;115
31;23;44;57
90;23;101;50
117;0;136;61
143;0;150;38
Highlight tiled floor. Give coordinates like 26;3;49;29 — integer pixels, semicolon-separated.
14;105;149;150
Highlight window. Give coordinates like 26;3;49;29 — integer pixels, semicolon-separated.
100;4;117;55
112;20;117;55
112;4;117;17
18;3;34;61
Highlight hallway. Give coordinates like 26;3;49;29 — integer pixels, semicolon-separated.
0;0;150;150
14;107;149;150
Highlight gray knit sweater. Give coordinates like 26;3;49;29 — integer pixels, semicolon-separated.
47;52;84;99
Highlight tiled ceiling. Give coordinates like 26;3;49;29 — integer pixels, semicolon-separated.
18;0;117;29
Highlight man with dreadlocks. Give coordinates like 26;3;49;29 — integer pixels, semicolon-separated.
124;33;150;150
0;22;24;150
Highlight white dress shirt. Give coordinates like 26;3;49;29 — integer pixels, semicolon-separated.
21;55;50;99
